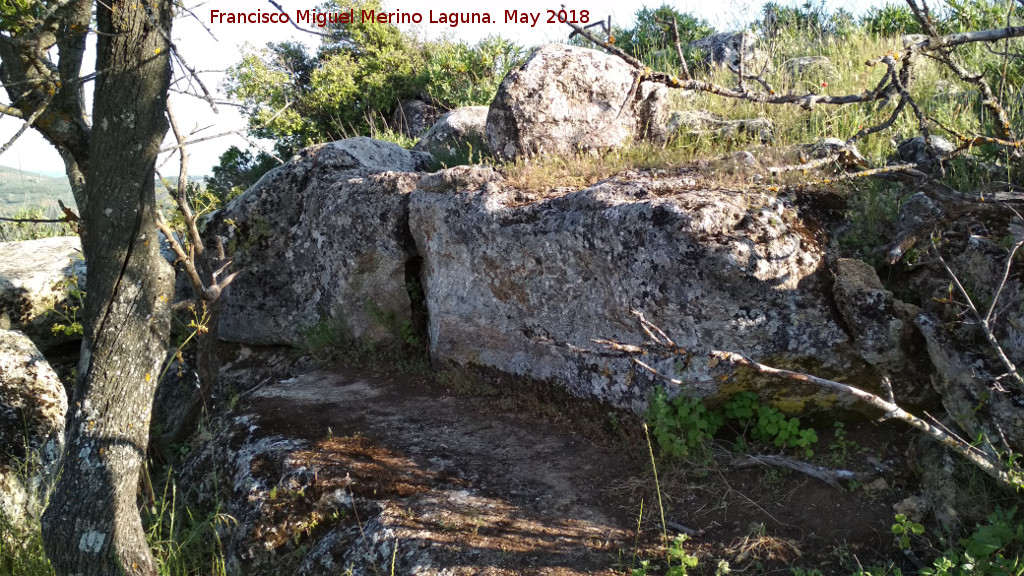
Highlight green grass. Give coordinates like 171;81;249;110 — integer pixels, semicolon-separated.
0;469;232;576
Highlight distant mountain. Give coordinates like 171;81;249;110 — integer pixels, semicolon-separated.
0;165;74;217
0;166;206;217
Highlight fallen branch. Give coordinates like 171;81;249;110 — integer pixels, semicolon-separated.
728;453;878;490
706;349;1019;487
589;310;1023;489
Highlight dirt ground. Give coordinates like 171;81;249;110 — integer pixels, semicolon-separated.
203;350;919;576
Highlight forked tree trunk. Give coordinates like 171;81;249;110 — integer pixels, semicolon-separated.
40;1;174;574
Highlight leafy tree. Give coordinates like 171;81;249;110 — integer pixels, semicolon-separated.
205;145;280;204
861;3;925;36
225;0;426;150
2;1;175;574
418;36;527;110
611;5;714;71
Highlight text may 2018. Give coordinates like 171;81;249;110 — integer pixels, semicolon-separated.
208;9;592;28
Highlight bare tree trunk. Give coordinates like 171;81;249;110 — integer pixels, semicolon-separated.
40;1;174;574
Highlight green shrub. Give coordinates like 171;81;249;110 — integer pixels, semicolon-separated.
861;3;923;36
646;389;819;459
419;36;526;109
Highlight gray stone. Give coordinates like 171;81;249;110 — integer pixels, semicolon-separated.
689;31;763;69
0;237;85;350
783;56;837;82
409;167;859;411
208;138;425;346
412;106;490;165
0;329;66;530
832;259;921;372
312;137;433;173
178;369;630;576
897;135;955;165
486;44;669;162
667;110;774;142
391;99;443;138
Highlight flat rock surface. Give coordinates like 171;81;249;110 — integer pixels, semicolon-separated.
185;366;633;575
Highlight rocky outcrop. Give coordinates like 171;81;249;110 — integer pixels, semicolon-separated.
413;106;489;165
0;329;66;529
783;56;836;83
391;99;442;138
668;110;774;142
410;166;859;411
897;135;955;165
208;138;430;346
831;259;934;402
689;31;762;69
0;237;85;350
179;368;629;576
486;44;669;162
903;210;1024;450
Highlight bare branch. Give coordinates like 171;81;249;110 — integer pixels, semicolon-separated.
932;242;1024;389
707;349;1018;486
728;453;877;489
0;89;52;156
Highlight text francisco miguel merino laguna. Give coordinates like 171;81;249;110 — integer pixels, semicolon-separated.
209;7;593;28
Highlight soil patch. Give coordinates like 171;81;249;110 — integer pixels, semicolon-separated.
210;362;913;575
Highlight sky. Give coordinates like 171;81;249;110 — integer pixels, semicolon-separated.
0;0;894;178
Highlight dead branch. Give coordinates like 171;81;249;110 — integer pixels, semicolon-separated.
587;311;1023;488
932;240;1024;389
707;349;1019;486
664;16;692;81
0;89;52;156
728;453;878;490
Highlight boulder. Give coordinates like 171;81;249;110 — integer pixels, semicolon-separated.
897;135;955;165
832;259;931;402
668;110;774;142
391;99;442;138
409;166;863;411
0;329;66;530
0;237;85;350
208;138;429;346
783;56;837;83
689;31;762;69
486;44;669;162
412;106;490;165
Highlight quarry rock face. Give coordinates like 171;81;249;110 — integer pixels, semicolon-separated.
409;167;858;411
0;236;85;351
486;44;669;162
413;106;490;165
0;328;66;530
208;138;427;346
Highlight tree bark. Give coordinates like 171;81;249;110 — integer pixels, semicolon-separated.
0;0;93;210
40;1;174;574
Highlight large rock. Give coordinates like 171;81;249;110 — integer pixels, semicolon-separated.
0;237;85;350
897;135;955;166
409;166;861;411
179;369;629;576
391;99;442;138
486;44;669;162
0;329;66;530
412;106;490;165
832;259;933;402
208;138;429;346
689;31;762;69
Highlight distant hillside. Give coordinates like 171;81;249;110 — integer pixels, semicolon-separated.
0;166;206;217
0;165;74;217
